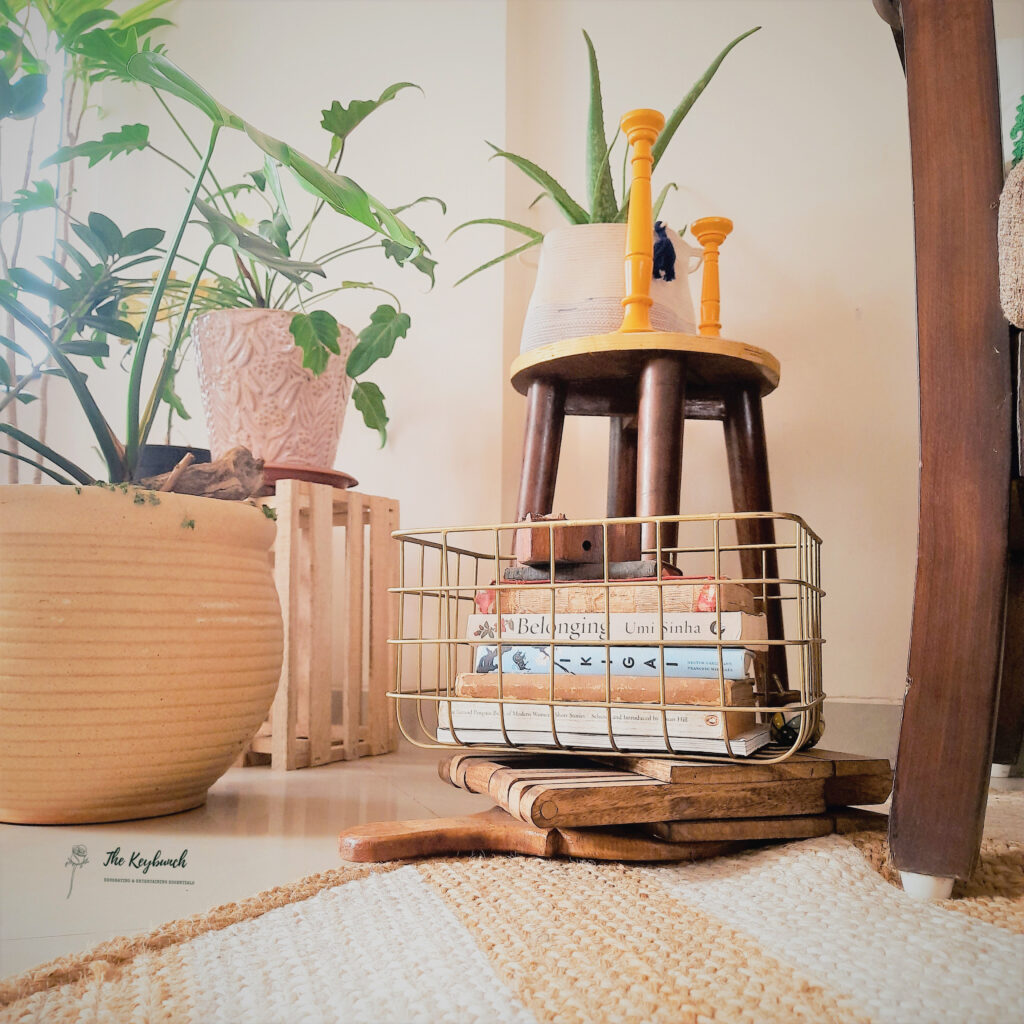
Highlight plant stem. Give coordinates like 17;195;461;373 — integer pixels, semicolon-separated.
233;252;265;306
126;125;220;473
138;244;214;450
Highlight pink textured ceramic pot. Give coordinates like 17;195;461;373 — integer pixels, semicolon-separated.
193;309;356;472
0;485;283;824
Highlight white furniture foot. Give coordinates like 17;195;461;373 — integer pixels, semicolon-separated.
900;871;955;900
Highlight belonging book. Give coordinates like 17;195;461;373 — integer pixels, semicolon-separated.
475;577;756;616
472;644;754;679
453;672;754;706
466;612;768;649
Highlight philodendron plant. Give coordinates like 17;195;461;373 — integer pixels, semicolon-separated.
452;26;760;283
0;50;429;485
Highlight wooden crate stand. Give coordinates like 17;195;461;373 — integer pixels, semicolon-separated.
244;480;399;770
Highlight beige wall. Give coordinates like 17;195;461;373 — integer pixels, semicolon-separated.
20;0;1024;705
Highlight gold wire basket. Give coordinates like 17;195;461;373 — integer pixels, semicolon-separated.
390;511;823;763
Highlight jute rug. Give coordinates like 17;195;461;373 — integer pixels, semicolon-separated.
2;791;1023;1024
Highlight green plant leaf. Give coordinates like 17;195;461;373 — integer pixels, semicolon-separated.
652;181;678;220
0;448;76;485
0;359;10;386
452;236;542;286
193;199;326;285
10;179;56;215
117;226;164;257
60;339;110;357
486;142;589;224
258;209;291;255
0;280;50;341
321;82;421;154
87;211;123;254
71;221;110;259
289;310;341;376
126;51;242;127
60;8;116;48
392;195;447;216
0;334;31;359
447;217;543;242
81;315;136;341
346;303;410;378
15;392;37;404
651;26;762;171
41;122;149;168
8;267;64;307
160;376;190;421
351;379;388;446
1;71;46;119
582;30;617;222
262;154;290;226
0;423;96;484
113;0;174;30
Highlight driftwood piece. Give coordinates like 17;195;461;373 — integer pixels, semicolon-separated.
137;446;265;501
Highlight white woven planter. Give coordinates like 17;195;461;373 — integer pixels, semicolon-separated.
194;309;356;472
520;223;699;353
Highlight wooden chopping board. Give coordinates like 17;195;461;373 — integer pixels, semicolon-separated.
440;750;893;829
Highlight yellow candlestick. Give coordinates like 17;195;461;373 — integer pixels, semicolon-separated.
691;216;733;337
619;108;664;333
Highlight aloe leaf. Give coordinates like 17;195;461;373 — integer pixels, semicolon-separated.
0;424;96;484
447;217;542;242
583;30;617;222
652;182;678;220
486;143;589;225
453;235;542;286
651;26;761;171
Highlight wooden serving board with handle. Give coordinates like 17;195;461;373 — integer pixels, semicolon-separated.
338;807;749;863
440;751;893;829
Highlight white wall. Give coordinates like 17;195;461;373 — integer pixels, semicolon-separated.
10;0;1024;706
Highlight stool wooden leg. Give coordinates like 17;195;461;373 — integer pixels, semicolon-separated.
636;355;686;555
515;379;566;522
607;416;638;518
723;384;789;694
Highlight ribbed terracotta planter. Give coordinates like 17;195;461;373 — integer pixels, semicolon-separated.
193;308;356;472
0;485;283;824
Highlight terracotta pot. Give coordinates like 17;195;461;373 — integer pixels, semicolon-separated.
0;485;283;824
520;223;699;354
193;308;356;472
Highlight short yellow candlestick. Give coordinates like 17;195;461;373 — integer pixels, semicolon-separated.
691;216;733;337
619;108;664;333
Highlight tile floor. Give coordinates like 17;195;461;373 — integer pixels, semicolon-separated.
2;730;1020;981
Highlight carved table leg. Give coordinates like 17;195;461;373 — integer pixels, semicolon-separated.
723;384;789;694
636;354;686;554
515;379;566;522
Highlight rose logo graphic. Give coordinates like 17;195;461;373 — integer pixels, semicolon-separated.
65;845;88;899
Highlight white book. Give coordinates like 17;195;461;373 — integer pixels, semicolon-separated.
436;725;771;756
437;699;757;739
467;612;767;649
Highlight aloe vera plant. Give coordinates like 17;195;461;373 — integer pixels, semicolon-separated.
452;26;761;284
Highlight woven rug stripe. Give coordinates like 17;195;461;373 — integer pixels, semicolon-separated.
638;834;1024;1024
176;865;537;1024
417;856;872;1024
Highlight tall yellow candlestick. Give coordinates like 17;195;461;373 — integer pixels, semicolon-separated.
619;108;664;333
691;216;733;337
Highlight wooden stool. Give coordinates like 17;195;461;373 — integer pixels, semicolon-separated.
510;110;788;690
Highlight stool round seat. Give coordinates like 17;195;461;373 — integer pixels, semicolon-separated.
510;331;780;417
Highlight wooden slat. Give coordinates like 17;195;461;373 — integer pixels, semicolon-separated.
342;491;364;762
307;483;334;765
367;495;393;754
645;807;887;842
269;480;303;770
595;753;835;784
385;499;401;752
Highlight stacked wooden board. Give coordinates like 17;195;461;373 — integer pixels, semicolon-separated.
338;749;892;863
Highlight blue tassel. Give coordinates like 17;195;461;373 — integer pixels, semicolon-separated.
652;221;676;282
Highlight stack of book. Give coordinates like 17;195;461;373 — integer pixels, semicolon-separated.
437;576;773;755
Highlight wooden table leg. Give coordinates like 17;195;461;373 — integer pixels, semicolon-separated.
515;379;566;522
607;415;638;518
886;0;1011;892
636;354;686;554
723;384;789;694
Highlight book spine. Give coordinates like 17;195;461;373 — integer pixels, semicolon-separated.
472;644;752;679
466;612;767;647
435;727;767;755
